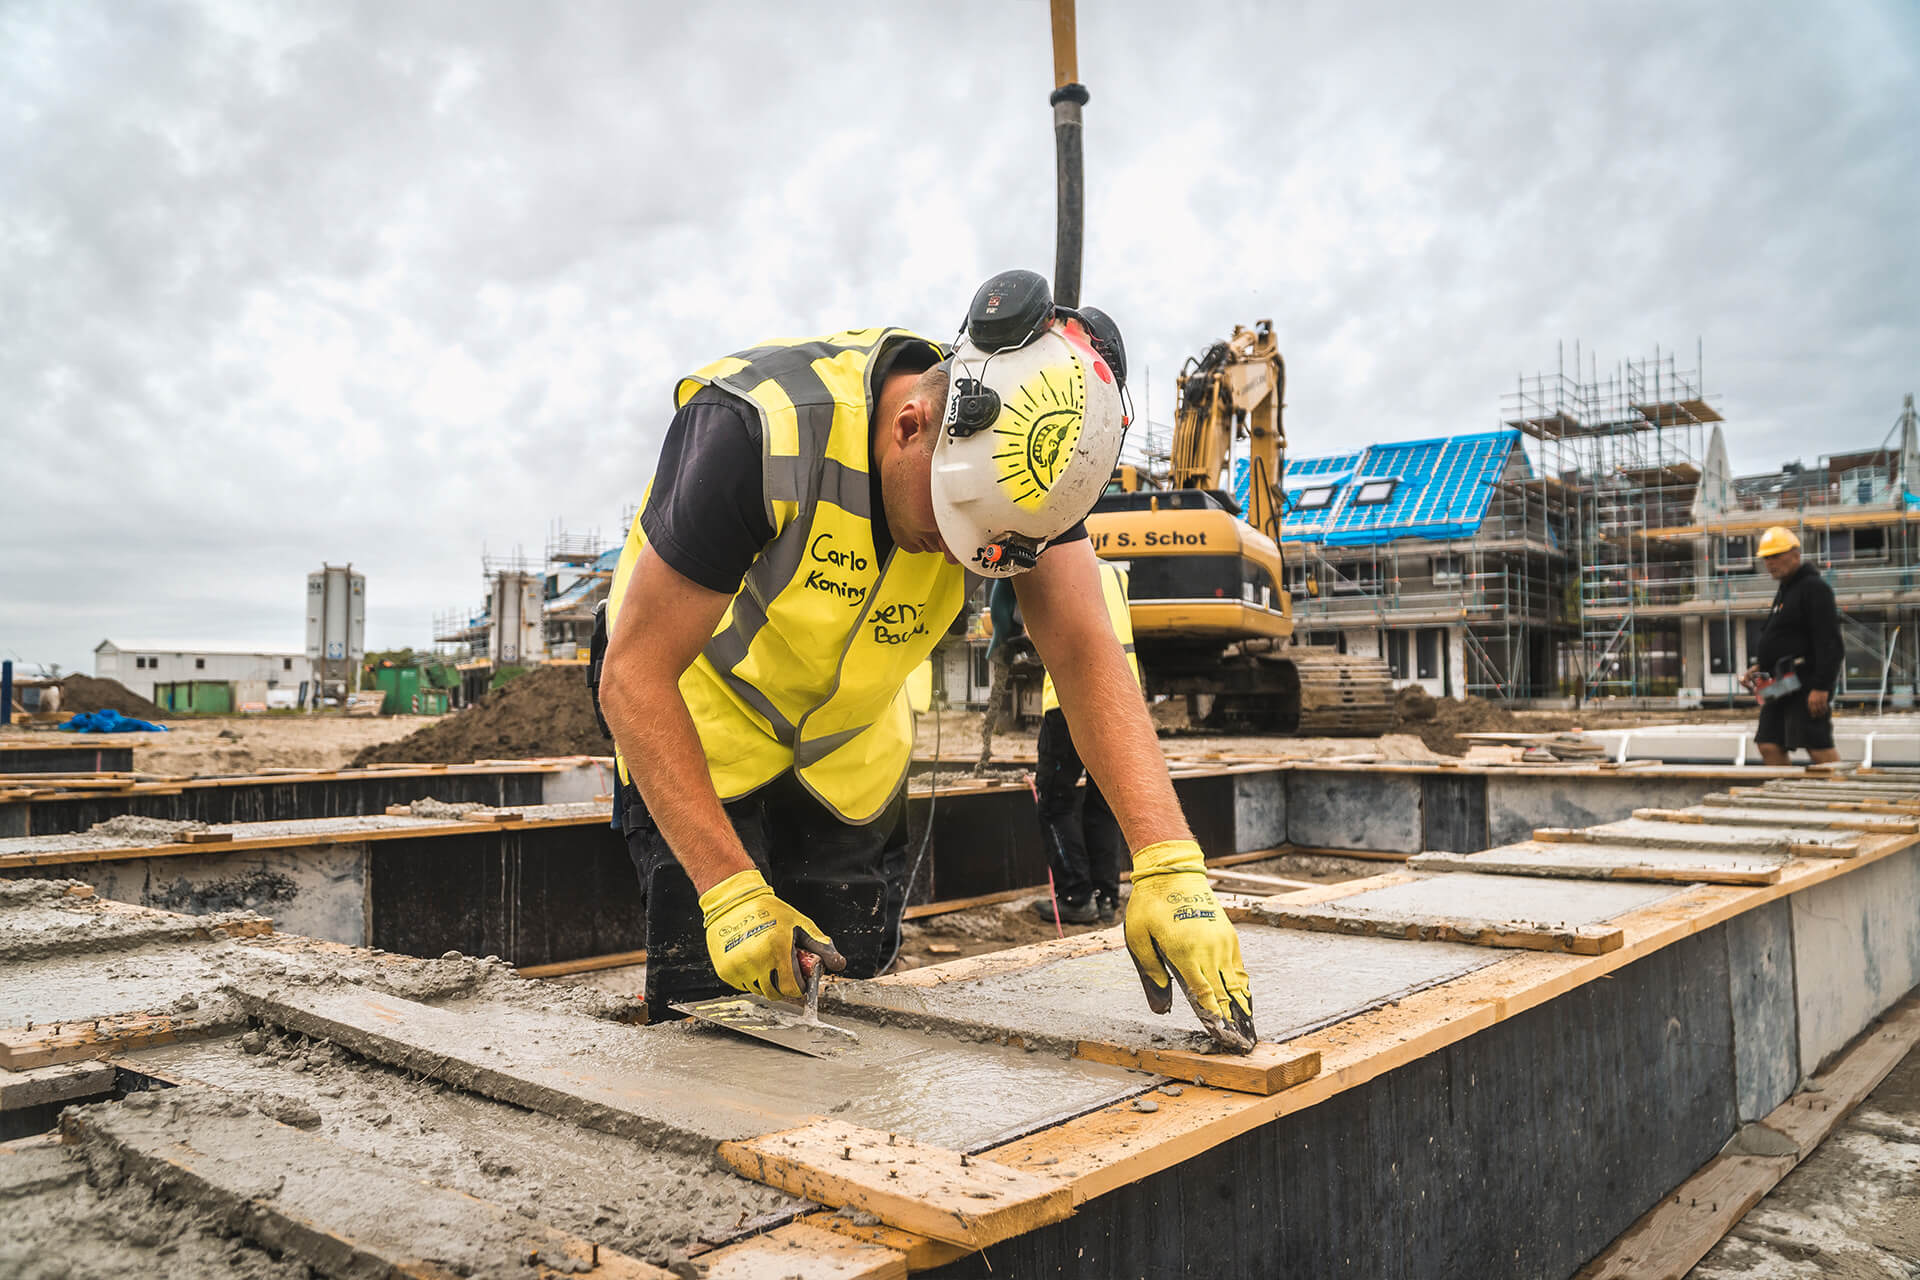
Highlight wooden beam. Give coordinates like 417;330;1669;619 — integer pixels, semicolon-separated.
1074;1040;1321;1095
0;1013;225;1070
514;949;647;980
699;1221;908;1280
1250;902;1625;956
718;1120;1072;1249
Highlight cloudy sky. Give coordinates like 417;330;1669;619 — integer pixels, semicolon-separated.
3;0;1914;675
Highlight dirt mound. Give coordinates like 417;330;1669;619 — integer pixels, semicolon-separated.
352;665;612;766
57;675;166;720
1394;691;1528;756
1391;690;1592;756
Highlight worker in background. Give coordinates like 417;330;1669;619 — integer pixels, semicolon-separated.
594;270;1257;1051
974;577;1033;774
1741;526;1844;766
1031;559;1137;925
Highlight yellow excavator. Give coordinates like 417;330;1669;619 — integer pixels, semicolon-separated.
1085;321;1395;734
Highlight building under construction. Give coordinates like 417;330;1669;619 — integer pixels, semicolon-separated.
1255;352;1919;708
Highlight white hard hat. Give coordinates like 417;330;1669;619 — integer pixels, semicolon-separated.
931;277;1126;577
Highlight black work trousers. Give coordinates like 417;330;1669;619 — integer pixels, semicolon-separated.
622;772;907;1020
1034;708;1125;907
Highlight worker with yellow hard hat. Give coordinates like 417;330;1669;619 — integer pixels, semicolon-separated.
1740;526;1843;765
593;270;1256;1052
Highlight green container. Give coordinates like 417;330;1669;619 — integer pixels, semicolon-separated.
417;688;450;715
155;680;233;714
372;666;421;715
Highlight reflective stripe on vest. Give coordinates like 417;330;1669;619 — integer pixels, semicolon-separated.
1043;560;1141;714
608;328;965;823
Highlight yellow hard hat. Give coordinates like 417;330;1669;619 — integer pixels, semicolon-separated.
1757;526;1801;557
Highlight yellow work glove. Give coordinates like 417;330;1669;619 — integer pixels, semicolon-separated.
1124;839;1257;1052
698;869;845;1001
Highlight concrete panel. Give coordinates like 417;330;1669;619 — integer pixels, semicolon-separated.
1725;899;1799;1121
1288;772;1424;853
1791;844;1920;1074
1421;773;1488;853
541;761;610;805
1233;770;1286;853
1318;873;1681;928
77;843;370;946
1485;775;1722;847
838;924;1496;1051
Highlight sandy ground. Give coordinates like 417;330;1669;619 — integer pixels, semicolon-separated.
126;715;437;776
916;707;1442;765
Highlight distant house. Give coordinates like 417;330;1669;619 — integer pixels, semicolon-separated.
95;641;313;711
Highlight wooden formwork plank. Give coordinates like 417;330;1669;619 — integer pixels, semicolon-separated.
0;1013;225;1070
1249;902;1625;956
1574;993;1920;1280
700;1222;908;1280
718;1120;1072;1249
1075;1040;1321;1095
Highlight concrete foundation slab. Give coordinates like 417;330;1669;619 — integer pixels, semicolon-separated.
123;1033;805;1269
235;980;1150;1156
835;924;1498;1054
63;1089;683;1280
1725;900;1799;1123
1412;842;1793;885
1573;818;1855;852
1305;872;1682;928
1791;845;1920;1074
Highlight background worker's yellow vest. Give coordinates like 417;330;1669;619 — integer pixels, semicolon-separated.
1042;561;1140;713
608;329;965;824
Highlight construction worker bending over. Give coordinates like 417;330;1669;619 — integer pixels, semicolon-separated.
1741;526;1844;766
1029;561;1137;926
595;270;1256;1050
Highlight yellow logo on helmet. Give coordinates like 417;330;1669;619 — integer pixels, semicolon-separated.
990;360;1086;511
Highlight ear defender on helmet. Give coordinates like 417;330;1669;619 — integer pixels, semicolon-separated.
929;270;1128;579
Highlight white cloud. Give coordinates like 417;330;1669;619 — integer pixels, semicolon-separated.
1;0;1914;673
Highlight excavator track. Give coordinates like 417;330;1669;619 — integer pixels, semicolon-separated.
1277;649;1397;736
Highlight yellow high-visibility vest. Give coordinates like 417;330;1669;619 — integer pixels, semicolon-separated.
608;329;965;823
1042;560;1141;713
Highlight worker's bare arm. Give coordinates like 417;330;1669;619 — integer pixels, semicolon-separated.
1015;538;1190;850
598;544;755;895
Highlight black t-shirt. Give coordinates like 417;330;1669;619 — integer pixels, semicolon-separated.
641;360;1088;595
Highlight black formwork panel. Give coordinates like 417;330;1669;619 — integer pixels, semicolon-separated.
1421;772;1490;853
0;745;136;775
0;771;548;838
904;772;1241;905
367;824;643;967
924;926;1739;1280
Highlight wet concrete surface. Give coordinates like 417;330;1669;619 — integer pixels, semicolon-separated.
237;978;1153;1155
1585;818;1857;850
1690;1046;1920;1278
1677;805;1919;830
125;1029;807;1268
832;922;1498;1054
1413;842;1794;881
0;1138;311;1280
1304;872;1682;927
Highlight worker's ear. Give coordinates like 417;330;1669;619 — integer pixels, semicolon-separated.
894;390;939;453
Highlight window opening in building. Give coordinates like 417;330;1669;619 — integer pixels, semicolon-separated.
1707;618;1733;676
1416;628;1442;680
1386;630;1411;679
195;658;205;669
1295;486;1337;511
283;657;293;670
1431;554;1462;585
1854;527;1886;560
1353;479;1397;506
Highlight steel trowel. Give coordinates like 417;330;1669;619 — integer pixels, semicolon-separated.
670;946;860;1058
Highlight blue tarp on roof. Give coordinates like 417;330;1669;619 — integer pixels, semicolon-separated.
1234;430;1519;546
545;547;621;613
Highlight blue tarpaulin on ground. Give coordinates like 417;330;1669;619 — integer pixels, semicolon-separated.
58;709;168;733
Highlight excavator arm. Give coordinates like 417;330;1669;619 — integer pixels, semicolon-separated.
1168;321;1286;541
